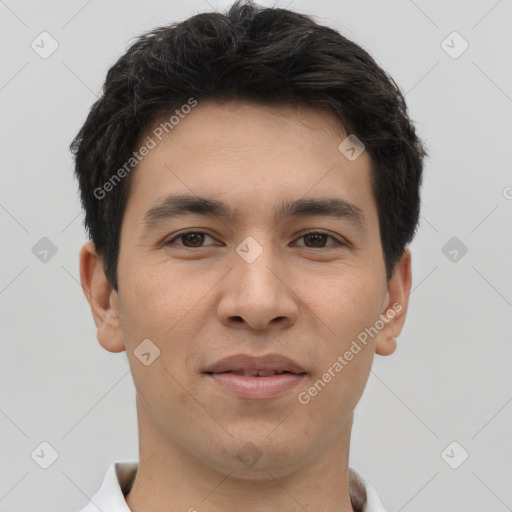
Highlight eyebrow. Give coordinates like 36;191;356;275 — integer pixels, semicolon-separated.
142;193;365;231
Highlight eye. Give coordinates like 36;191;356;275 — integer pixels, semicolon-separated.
293;231;343;248
166;231;218;248
165;230;345;249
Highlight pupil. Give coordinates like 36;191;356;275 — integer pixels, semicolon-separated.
183;233;203;247
305;234;326;247
179;233;327;248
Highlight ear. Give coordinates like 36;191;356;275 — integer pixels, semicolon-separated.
79;241;126;353
375;247;412;356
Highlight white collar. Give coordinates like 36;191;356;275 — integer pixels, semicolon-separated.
77;461;386;512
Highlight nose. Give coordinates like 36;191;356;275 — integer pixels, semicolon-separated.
216;239;299;331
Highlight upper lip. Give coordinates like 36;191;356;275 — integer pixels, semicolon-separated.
203;353;307;376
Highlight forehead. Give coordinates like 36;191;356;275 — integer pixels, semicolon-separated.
125;100;377;229
141;100;349;162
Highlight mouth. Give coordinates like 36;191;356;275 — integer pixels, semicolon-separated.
203;353;307;375
202;353;307;399
207;369;301;376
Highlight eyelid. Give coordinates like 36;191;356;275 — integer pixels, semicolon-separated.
165;229;346;248
292;230;346;247
166;229;218;247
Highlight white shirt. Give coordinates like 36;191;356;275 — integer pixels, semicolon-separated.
77;461;386;512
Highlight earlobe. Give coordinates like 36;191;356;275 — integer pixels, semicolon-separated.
375;334;397;356
375;247;412;357
79;242;126;353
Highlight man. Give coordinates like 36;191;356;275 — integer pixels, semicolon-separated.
72;1;426;511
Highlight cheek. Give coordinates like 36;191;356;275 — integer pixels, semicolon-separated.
299;315;377;428
121;263;204;333
305;268;384;340
118;265;211;391
301;269;384;404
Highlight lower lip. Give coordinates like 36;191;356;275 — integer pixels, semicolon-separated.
206;372;306;399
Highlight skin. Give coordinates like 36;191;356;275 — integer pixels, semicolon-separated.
80;100;412;512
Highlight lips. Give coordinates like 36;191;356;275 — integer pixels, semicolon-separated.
226;369;292;376
203;353;307;399
202;353;307;376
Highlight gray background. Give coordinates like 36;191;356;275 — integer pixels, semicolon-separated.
0;0;511;511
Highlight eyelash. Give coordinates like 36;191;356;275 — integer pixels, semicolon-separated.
165;230;345;249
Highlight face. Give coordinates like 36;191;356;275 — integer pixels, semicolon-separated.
81;100;410;479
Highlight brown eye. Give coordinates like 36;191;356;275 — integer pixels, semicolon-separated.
166;231;216;248
180;232;205;247
295;232;341;248
303;233;328;248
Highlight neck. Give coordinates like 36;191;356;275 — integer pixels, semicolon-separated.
126;394;356;512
